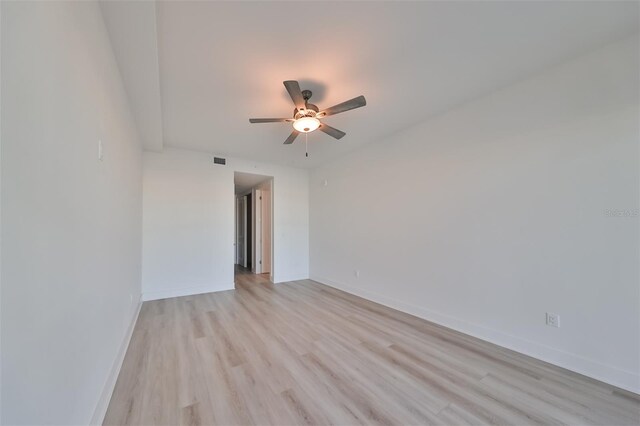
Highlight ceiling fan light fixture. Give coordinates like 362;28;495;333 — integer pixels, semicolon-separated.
249;81;366;145
293;116;320;133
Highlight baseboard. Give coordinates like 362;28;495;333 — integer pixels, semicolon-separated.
311;275;640;394
142;283;235;301
90;297;142;425
273;274;309;284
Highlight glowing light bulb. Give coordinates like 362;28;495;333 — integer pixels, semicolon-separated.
293;117;320;133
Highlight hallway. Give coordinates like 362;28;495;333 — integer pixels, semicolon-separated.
234;265;271;290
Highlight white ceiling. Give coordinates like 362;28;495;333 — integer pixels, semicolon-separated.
235;172;271;195
100;0;163;152
102;1;639;168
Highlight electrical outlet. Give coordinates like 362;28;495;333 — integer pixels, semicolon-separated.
546;312;560;328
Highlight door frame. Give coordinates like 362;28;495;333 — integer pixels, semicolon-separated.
235;195;248;267
252;179;274;279
261;181;272;278
254;189;262;274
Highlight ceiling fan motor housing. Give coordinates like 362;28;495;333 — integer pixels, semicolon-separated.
294;104;319;119
294;89;319;118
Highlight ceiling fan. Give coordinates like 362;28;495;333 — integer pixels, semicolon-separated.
249;80;366;145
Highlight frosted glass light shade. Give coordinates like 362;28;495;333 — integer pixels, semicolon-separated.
293;117;320;133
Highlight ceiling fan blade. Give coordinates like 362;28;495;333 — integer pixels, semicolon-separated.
284;130;299;145
319;123;346;140
318;95;366;117
283;80;306;111
249;118;293;123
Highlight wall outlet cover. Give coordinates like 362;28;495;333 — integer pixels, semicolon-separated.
546;312;560;328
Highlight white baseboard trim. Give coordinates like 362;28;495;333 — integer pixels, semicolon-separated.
274;274;310;284
90;297;142;425
142;283;235;301
311;275;640;394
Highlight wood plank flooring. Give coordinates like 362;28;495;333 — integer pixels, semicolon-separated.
104;269;640;425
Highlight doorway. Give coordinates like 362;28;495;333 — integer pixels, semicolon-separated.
234;172;274;285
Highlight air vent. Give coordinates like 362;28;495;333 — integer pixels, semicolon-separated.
213;157;226;165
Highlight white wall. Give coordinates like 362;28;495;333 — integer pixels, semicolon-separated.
0;2;3;420
142;148;308;300
1;2;143;424
310;36;640;393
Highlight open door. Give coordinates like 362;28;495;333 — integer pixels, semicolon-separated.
253;182;272;275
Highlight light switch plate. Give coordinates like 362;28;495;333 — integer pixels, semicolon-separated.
98;140;104;161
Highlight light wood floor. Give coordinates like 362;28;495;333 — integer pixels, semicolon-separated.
105;269;640;425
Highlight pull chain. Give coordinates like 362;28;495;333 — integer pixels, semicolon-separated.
305;132;309;157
